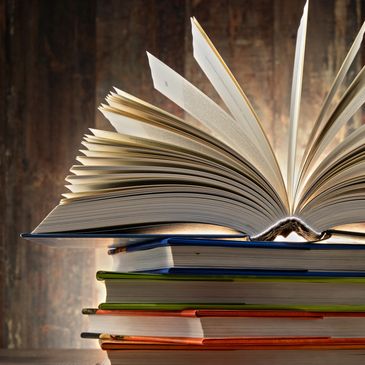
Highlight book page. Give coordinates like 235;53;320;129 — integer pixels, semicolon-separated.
69;141;285;219
91;118;268;183
190;18;286;207
34;187;279;236
71;128;287;216
296;124;365;210
99;109;235;162
105;91;283;177
301;196;365;234
147;53;285;203
109;90;215;140
297;20;365;183
296;64;365;201
287;0;308;212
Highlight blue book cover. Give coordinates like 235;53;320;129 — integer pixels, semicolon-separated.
122;236;365;252
106;236;365;277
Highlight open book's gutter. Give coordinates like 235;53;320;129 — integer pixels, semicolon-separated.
250;217;327;241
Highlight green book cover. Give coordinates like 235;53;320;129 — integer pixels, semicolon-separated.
96;271;365;283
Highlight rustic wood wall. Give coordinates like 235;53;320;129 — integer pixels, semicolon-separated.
1;0;364;348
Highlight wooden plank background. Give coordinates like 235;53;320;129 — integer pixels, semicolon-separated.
0;0;364;348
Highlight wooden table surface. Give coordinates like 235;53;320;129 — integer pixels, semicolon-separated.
0;350;107;365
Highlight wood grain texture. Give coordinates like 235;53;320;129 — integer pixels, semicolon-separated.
1;0;97;348
0;0;7;348
301;0;364;155
0;349;105;364
95;0;186;129
1;0;364;349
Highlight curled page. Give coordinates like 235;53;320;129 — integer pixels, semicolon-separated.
190;18;285;203
287;0;308;212
298;21;365;178
147;52;285;201
302;66;365;176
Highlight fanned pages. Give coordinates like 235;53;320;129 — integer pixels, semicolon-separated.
295;20;365;203
32;1;365;241
190;18;287;209
295;65;365;205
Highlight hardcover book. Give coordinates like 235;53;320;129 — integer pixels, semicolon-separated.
82;308;365;338
29;1;365;242
96;271;365;310
104;349;365;365
109;237;365;273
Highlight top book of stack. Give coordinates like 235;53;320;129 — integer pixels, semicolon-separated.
29;1;365;243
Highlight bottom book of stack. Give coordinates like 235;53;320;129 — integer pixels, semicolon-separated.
81;238;365;364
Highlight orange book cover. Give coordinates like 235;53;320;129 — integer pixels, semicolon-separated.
100;336;365;351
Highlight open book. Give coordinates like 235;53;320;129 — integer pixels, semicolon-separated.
32;1;365;241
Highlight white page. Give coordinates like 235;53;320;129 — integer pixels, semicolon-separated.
147;52;284;198
301;65;365;179
191;17;260;141
296;20;365;198
190;18;283;188
296;124;365;209
287;0;308;212
300;20;365;167
93;113;242;166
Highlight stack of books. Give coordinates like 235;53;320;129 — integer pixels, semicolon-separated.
23;1;365;363
76;237;365;364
